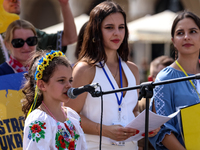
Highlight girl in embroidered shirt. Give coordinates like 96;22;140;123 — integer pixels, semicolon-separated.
64;1;159;150
22;50;87;150
0;19;37;76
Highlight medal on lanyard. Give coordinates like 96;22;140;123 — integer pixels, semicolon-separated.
99;58;123;121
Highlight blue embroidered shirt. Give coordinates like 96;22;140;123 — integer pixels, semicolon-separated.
149;66;200;149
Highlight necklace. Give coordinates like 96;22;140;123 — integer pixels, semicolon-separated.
113;65;119;79
109;63;119;79
42;101;80;150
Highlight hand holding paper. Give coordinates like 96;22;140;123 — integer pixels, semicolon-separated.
141;127;161;137
125;109;180;141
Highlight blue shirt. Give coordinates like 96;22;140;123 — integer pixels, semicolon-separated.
0;62;15;76
149;66;200;149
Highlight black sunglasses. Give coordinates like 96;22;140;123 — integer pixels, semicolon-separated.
11;36;38;48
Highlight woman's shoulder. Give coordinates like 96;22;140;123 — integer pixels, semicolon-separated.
126;61;139;72
74;61;95;73
156;66;183;81
126;61;140;83
73;61;95;83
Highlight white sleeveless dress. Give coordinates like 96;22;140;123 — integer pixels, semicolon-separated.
81;59;138;150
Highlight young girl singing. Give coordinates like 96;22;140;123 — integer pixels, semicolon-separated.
22;50;87;150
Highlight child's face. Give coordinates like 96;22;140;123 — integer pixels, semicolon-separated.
44;65;73;103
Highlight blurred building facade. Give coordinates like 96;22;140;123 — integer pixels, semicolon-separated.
20;0;186;29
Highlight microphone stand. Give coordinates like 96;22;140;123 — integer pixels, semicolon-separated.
138;82;154;150
90;74;200;150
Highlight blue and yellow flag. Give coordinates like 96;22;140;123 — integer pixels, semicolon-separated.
0;72;26;150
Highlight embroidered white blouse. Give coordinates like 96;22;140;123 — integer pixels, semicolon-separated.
23;107;87;150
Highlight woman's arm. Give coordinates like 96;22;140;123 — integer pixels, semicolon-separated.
162;133;186;150
149;71;185;149
127;61;140;117
58;0;77;45
64;61;93;114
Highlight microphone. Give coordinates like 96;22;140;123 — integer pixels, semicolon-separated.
67;83;99;99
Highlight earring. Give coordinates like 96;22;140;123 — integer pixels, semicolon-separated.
92;38;95;43
175;50;178;60
174;47;178;60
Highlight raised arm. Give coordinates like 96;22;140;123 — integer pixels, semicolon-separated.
58;0;77;45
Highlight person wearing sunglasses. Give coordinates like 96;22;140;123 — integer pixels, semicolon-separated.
0;0;77;64
0;19;37;76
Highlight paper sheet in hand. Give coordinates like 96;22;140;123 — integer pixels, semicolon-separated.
125;110;180;141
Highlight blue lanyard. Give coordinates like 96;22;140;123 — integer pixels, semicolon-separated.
99;58;123;113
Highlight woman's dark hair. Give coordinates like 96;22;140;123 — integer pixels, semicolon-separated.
171;11;200;38
22;50;71;118
75;21;88;59
78;1;129;66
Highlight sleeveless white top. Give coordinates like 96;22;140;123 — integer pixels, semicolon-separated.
81;59;138;145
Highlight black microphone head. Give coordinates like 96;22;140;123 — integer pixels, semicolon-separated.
67;88;77;99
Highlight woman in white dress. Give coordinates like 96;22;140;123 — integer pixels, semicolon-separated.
65;1;159;150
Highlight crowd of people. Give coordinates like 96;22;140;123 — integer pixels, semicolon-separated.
0;0;77;65
1;0;200;150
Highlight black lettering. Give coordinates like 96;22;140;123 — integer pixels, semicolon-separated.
10;118;20;132
14;133;22;148
18;116;24;131
0;136;8;150
6;134;16;150
0;120;5;134
3;119;11;133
